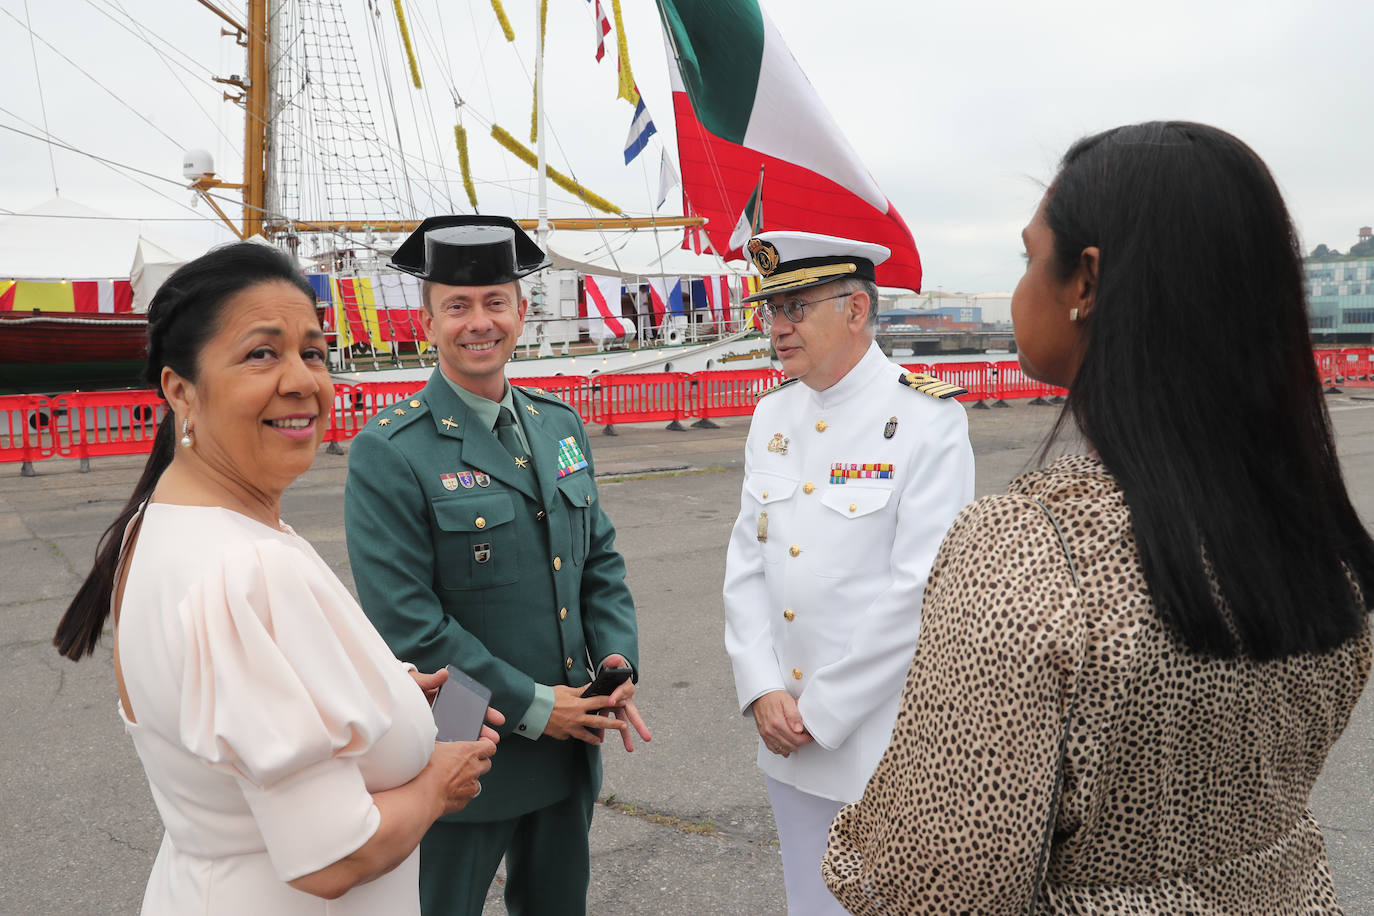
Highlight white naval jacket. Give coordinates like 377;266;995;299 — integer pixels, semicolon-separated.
723;342;975;802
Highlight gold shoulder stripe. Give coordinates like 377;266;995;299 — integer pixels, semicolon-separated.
759;377;800;398
898;371;966;399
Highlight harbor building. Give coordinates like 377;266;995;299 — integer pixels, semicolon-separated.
1306;226;1374;344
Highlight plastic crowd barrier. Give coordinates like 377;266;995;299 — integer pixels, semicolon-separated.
5;351;1365;469
691;369;787;421
591;372;691;433
49;390;166;469
0;394;54;475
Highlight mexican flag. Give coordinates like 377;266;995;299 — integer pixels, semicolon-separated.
656;0;921;292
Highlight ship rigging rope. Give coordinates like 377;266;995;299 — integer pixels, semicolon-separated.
96;0;240;150
22;0;59;197
0;8;187;153
0;119;218;226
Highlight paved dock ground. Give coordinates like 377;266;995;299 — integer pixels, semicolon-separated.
3;395;1372;914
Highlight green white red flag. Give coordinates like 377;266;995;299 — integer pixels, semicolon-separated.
655;0;921;291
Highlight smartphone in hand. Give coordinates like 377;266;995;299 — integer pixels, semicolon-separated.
581;665;633;702
432;665;492;742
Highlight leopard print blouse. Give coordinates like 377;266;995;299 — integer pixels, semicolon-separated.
822;454;1371;914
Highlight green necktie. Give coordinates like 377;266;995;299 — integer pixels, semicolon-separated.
495;406;528;466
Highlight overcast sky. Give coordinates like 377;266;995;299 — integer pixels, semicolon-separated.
2;0;1371;294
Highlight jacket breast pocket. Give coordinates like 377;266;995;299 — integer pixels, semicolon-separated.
431;494;519;590
745;472;798;566
814;484;894;577
556;472;595;566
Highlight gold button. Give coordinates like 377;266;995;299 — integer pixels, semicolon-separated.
475;517;486;529
789;545;800;557
849;504;857;513
783;608;795;622
566;657;574;669
409;399;421;408
536;510;547;521
802;482;815;494
559;607;568;620
553;556;562;570
762;490;770;499
815;420;827;432
792;668;803;680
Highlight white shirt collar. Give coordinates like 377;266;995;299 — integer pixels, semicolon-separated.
809;341;889;410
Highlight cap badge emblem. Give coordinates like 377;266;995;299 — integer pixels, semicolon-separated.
748;238;780;276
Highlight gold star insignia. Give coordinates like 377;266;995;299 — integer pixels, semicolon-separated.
525;404;539;415
409;399;421;408
513;456;529;469
378;417;391;427
393;407;407;416
441;416;458;430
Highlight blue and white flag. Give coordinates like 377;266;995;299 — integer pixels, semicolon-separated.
623;96;657;165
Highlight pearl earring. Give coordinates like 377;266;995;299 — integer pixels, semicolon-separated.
180;418;194;448
1069;308;1080;322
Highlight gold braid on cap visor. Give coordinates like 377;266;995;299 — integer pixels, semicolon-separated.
756;263;859;293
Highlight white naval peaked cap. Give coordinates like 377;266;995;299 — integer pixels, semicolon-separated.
743;231;890;302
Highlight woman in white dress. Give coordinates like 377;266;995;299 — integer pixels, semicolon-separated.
54;243;501;914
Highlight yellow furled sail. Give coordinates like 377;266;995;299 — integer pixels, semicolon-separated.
530;0;548;142
392;0;422;89
490;126;620;215
453;125;479;209
610;0;638;105
490;0;515;42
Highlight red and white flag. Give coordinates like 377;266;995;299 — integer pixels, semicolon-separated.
583;274;628;339
703;274;730;329
587;0;611;62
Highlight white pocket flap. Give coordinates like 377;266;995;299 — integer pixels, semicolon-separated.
745;472;798;504
820;484;892;519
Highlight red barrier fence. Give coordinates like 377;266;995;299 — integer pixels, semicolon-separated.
0;394;53;473
5;351;1369;468
692;368;787;420
592;373;691;430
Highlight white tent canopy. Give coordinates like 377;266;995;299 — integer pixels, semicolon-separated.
0;199;211;311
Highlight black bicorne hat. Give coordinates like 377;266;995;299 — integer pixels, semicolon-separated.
389;215;552;285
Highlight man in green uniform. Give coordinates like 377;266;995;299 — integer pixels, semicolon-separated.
345;216;650;916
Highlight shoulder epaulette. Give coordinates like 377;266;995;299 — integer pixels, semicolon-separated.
367;396;429;436
758;377;800;398
898;371;966;399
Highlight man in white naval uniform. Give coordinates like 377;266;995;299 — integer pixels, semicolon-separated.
724;231;975;915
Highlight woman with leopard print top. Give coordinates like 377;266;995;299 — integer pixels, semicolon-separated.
822;122;1374;915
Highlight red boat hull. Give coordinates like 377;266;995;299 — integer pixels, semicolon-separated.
0;310;148;364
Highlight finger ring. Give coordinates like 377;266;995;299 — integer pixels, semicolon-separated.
473;783;482;797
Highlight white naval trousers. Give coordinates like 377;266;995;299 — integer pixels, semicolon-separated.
765;776;850;916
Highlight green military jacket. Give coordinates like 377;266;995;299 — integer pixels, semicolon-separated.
344;369;638;822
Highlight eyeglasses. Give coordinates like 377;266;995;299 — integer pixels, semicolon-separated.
758;291;853;327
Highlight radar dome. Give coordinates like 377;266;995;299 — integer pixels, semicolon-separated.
182;149;215;181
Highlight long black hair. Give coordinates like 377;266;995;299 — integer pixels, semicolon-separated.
53;242;315;660
1043;121;1374;660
